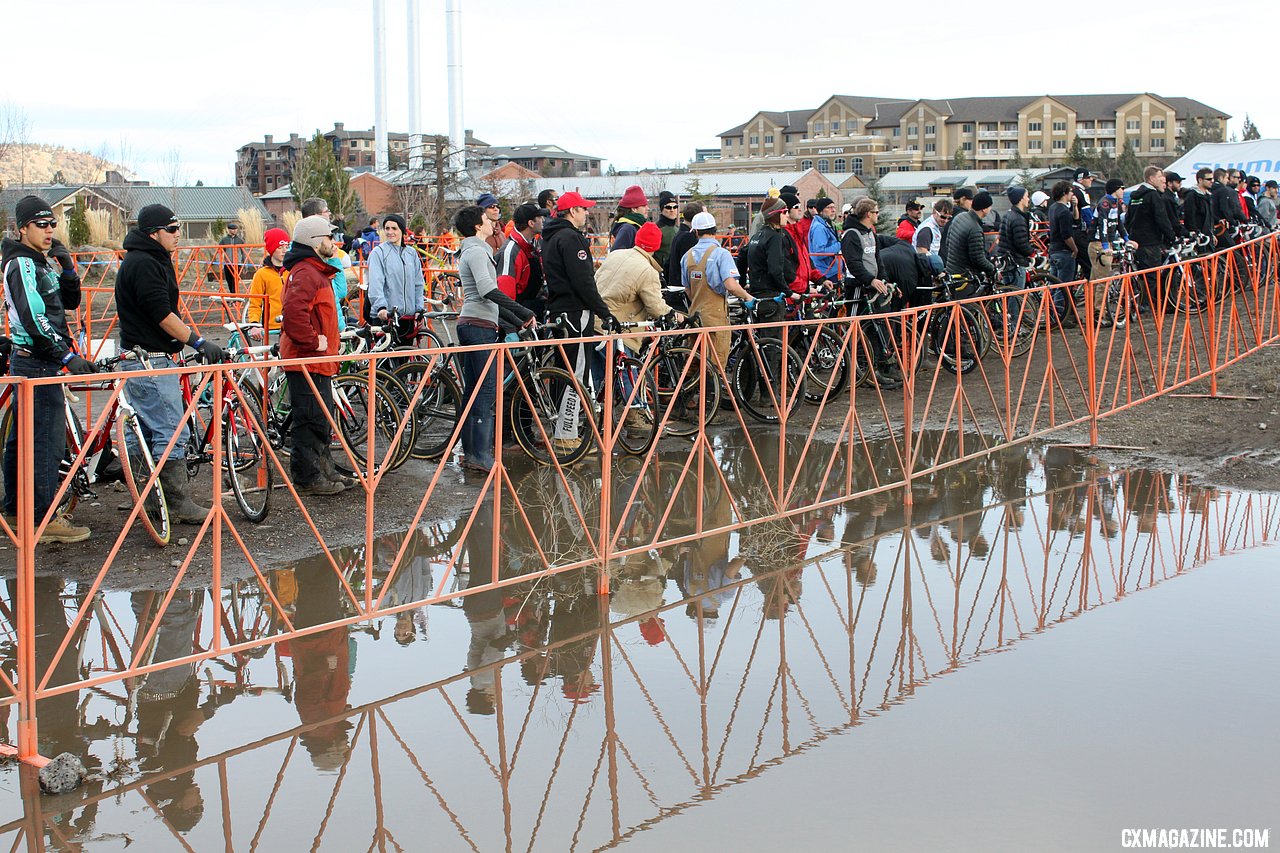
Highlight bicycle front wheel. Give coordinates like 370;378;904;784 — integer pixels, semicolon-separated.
730;337;807;423
331;371;417;475
115;408;171;546
649;345;719;437
224;394;272;523
390;359;462;460
610;356;659;457
507;364;594;466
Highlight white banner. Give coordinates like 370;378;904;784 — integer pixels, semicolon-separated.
1163;140;1280;183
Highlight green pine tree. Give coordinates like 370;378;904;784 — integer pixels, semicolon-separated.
291;132;360;227
1241;114;1261;141
1114;140;1143;185
951;146;968;170
67;196;90;247
863;176;894;233
211;216;227;242
1066;136;1089;168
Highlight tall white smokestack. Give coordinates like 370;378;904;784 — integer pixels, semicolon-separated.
372;0;389;171
445;0;466;175
407;0;422;170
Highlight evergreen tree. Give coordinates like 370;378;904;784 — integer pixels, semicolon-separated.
67;196;90;247
211;216;227;241
1065;136;1089;168
291;132;359;228
952;146;968;170
1178;116;1224;154
1114;140;1143;185
863;176;894;233
1241;114;1261;140
682;177;715;206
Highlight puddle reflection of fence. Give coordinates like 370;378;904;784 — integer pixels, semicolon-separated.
3;457;1275;851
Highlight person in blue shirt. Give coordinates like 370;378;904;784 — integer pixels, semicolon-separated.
681;211;752;365
807;198;841;280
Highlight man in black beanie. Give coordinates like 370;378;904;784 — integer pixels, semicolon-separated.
2;195;97;542
655;190;680;274
115;203;224;525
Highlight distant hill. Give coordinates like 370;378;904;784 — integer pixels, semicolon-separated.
0;143;132;187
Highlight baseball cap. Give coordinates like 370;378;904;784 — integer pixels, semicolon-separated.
1164;171;1185;183
953;187;975;202
1031;190;1050;206
513;203;550;226
690;211;716;230
556;191;596;212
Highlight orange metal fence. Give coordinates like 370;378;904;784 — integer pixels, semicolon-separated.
0;233;1275;769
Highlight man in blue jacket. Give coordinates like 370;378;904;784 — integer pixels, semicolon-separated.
808;198;841;280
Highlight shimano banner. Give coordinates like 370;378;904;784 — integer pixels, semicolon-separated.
1165;140;1280;183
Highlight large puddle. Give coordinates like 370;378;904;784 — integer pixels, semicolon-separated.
1;435;1277;851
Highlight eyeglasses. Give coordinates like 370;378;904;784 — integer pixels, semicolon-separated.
30;219;57;229
936;214;951;221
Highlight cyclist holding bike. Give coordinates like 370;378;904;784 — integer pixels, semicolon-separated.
682;211;752;366
841;197;906;390
2;195;97;543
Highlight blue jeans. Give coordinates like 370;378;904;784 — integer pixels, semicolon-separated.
1049;251;1077;316
457;323;499;466
2;355;66;519
119;357;191;464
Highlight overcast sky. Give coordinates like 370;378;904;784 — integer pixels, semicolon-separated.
7;0;1278;185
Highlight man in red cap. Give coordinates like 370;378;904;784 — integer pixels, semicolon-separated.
609;184;649;251
542;192;618;451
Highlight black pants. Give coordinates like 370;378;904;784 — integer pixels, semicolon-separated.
223;266;239;294
1074;234;1093;281
286;371;334;486
1135;245;1166;306
2;355;65;519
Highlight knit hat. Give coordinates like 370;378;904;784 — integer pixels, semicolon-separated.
619;185;648;208
293;215;333;250
1105;178;1125;194
953;187;975;202
658;190;677;207
779;192;800;210
264;227;290;255
15;195;54;228
382;213;408;233
972;191;993;212
476;192;500;209
690;211;716;230
1006;187;1027;206
635;222;662;253
761;197;788;219
137;204;178;232
638;617;666;646
814;197;836;212
779;185;798;195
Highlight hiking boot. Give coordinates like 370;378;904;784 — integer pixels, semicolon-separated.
1098;311;1114;329
317;456;357;491
296;478;345;496
871;366;902;391
39;513;91;544
159;461;210;525
95;452;125;485
624;408;652;429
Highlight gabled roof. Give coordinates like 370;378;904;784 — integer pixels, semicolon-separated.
718;110;815;138
473;144;603;162
97;186;270;222
0;184;126;212
528;169;836;200
826;95;912;117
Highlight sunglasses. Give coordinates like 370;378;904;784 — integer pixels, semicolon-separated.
30;219;57;229
662;204;679;210
154;224;181;234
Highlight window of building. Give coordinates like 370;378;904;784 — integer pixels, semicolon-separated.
925;143;936;153
925;124;936;136
802;159;813;170
1052;120;1067;132
764;134;774;144
851;157;864;176
1125;119;1140;131
980;142;997;151
1028;141;1042;152
1078;121;1094;130
981;122;997;132
878;166;891;177
725;137;733;147
892;127;900;137
1002;122;1018;131
963;123;974;133
908;123;918;136
831;121;841;133
834;158;847;173
1099;121;1116;130
907;145;918;151
750;135;759;145
1151;138;1166;150
1151;119;1166;130
818;158;830;172
1028;121;1042;132
814;121;824;133
962;141;973;151
898;165;911;172
1052;140;1066;151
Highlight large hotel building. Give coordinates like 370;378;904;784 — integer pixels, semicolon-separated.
696;93;1228;178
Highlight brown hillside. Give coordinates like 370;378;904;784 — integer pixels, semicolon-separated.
0;143;130;186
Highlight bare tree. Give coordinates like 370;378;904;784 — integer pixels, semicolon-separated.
0;103;33;188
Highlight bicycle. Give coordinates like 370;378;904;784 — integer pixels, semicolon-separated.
638;312;722;438
724;296;809;423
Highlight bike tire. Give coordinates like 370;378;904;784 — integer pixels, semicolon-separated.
507;364;594;466
115;407;171;546
331;371;417;475
936;305;990;376
224;394;272;523
648;345;719;437
390;360;462;461
730;338;807;423
800;327;850;403
611;356;659;457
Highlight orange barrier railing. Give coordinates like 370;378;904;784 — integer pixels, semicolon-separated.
0;233;1276;771
1;454;1273;846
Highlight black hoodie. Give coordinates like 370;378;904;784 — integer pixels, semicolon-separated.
541;216;610;319
116;228;182;352
2;237;79;362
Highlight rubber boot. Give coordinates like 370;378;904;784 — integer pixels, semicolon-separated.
160;461;210;524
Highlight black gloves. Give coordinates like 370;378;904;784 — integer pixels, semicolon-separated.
602;314;622;334
187;333;225;364
62;353;97;375
49;239;75;273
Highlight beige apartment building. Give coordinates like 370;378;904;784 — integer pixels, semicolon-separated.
699;93;1228;178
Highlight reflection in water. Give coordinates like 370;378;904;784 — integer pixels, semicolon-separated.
1;439;1277;851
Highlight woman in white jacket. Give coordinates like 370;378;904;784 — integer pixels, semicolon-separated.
366;213;425;339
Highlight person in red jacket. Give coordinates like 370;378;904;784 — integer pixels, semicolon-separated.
496;203;549;316
781;193;826;292
280;215;345;495
896;201;923;242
